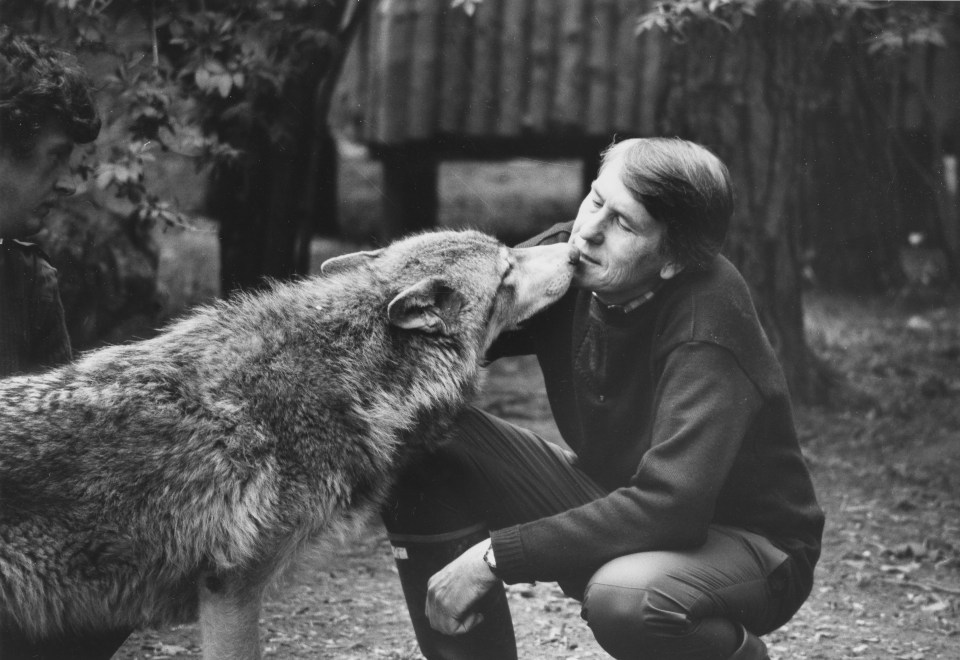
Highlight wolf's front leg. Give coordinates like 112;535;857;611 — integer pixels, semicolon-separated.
198;572;264;660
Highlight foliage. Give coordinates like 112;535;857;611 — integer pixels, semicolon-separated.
451;0;483;18
1;0;356;230
637;0;953;115
639;0;950;47
41;200;161;349
2;0;478;234
637;0;763;39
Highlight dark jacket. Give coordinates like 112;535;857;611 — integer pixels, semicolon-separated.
0;239;72;376
488;222;824;601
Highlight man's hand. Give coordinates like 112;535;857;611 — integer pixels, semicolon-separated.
425;539;501;635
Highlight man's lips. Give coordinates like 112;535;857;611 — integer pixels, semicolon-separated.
570;236;600;266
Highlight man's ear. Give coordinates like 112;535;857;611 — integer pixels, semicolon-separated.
388;277;464;333
660;260;682;280
320;249;384;276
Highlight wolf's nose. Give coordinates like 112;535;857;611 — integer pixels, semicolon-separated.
567;245;581;265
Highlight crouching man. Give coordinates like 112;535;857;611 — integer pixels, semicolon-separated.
383;137;825;660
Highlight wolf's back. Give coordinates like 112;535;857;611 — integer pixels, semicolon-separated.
0;272;401;632
0;229;565;639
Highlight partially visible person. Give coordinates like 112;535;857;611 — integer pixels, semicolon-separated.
0;27;131;660
383;137;825;659
0;27;99;375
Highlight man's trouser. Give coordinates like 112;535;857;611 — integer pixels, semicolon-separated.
382;407;806;660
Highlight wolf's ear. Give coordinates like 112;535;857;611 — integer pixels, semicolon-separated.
320;249;384;276
388;277;464;333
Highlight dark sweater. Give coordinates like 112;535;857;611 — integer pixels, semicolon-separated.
488;222;824;599
0;239;72;377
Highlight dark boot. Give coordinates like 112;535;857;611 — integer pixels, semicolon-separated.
388;525;517;660
0;626;130;660
729;625;770;660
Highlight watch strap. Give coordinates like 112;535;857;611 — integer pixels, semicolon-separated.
483;542;500;578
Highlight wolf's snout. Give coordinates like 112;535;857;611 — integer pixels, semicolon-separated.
567;245;580;265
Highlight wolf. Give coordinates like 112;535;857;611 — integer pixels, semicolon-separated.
0;229;580;659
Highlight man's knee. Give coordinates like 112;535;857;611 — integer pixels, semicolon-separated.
580;556;682;658
580;555;739;660
581;579;687;659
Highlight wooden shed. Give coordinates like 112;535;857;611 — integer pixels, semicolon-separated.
339;0;666;239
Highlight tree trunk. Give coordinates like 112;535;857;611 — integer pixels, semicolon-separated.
646;1;960;400
209;0;374;294
799;33;909;293
656;4;829;402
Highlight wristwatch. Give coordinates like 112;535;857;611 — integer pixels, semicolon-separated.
482;541;500;578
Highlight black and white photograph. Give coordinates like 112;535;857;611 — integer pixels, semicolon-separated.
1;1;958;658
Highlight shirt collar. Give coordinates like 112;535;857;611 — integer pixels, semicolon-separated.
592;287;658;314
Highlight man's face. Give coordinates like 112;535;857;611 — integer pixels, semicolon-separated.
0;125;76;239
569;156;680;305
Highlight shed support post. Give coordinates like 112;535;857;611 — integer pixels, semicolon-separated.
380;146;439;242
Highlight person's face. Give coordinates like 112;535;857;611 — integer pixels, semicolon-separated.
569;156;680;304
0;125;76;239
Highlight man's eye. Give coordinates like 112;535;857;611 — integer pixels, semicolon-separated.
50;147;73;164
590;196;602;208
616;217;634;232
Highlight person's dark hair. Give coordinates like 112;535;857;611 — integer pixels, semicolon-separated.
0;27;100;158
600;137;734;272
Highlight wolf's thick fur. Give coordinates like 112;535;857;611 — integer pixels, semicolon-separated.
0;230;579;657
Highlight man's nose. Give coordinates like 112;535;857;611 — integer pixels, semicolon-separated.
579;212;605;244
53;174;77;197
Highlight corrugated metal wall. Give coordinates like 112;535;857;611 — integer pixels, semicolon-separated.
349;0;666;145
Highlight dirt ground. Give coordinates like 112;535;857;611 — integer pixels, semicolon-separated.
108;291;960;660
